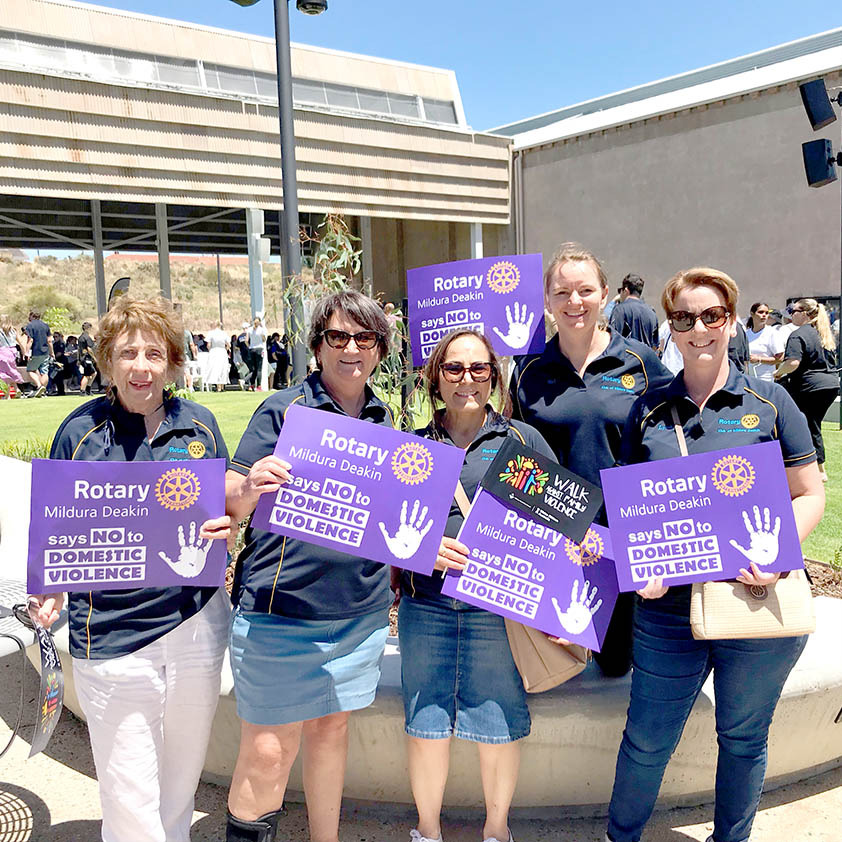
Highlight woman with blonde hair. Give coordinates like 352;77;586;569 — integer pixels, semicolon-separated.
510;243;671;676
775;298;838;481
605;268;824;842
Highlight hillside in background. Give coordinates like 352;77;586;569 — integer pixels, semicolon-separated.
0;254;294;334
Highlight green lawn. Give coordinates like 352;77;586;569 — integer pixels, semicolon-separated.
0;390;267;456
1;395;839;564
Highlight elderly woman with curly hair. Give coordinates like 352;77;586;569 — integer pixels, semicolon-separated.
31;296;232;842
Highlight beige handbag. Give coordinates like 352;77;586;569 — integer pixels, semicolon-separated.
689;570;815;640
668;407;816;641
453;481;590;693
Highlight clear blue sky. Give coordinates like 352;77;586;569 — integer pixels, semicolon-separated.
78;0;840;129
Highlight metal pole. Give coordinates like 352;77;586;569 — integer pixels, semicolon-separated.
91;199;107;318
274;0;307;380
216;254;224;325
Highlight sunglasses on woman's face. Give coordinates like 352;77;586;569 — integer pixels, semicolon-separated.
321;329;380;350
439;361;493;383
668;306;730;332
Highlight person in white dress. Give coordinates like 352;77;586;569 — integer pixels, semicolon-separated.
745;301;783;381
205;322;230;391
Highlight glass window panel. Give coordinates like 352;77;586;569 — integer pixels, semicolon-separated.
157;58;200;88
292;78;327;105
357;89;390;115
121;54;157;83
388;93;420;118
17;36;66;70
423;98;457;124
255;72;277;98
211;64;257;95
324;82;358;110
0;32;18;63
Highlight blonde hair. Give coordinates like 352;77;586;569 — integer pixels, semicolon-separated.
661;267;739;317
794;299;835;350
543;242;609;298
96;297;185;384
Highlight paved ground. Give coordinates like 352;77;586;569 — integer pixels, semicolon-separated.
1;652;840;842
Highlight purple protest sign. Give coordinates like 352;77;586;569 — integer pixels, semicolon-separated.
252;404;463;573
441;489;619;650
27;459;227;593
601;440;802;591
407;254;545;367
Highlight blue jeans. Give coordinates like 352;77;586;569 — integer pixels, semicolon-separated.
607;589;806;842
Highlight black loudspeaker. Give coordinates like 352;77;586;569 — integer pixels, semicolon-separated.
799;79;837;130
802;139;837;187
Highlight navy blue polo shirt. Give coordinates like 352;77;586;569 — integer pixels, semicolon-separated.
620;364;816;467
230;373;395;619
49;395;229;660
400;411;555;600
510;331;671;521
25;319;51;356
609;297;659;350
783;325;838;393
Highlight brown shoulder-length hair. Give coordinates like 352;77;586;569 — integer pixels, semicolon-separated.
423;328;511;424
307;290;391;362
96;297;185;385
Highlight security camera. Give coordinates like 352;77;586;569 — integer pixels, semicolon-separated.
296;0;328;13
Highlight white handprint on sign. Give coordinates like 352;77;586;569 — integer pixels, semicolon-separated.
158;521;212;579
729;505;780;567
492;302;535;349
551;579;603;636
378;500;434;560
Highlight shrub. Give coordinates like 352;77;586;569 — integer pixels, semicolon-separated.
0;437;52;462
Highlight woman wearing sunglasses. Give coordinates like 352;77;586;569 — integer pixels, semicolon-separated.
510;243;671;676
224;291;393;842
775;298;838;483
605;268;824;842
394;328;554;842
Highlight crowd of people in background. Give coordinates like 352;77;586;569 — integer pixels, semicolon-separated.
0;310;300;399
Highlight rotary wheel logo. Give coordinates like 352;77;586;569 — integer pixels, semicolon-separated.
188;441;206;458
621;374;636;389
711;454;755;497
486;261;520;294
155;467;201;510
741;414;760;429
391;442;434;486
564;528;604;566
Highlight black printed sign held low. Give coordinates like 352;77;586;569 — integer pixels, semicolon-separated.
480;439;603;544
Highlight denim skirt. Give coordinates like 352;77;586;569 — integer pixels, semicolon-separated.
230;607;389;726
398;593;530;744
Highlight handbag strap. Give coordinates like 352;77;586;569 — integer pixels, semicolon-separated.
671;405;689;457
454;481;471;517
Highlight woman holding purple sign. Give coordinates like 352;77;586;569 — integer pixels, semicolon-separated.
510;243;671;676
30;297;233;842
224;291;394;842
394;328;555;842
605;268;825;842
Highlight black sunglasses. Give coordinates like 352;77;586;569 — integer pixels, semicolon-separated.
668;306;730;332
440;361;493;383
321;329;381;350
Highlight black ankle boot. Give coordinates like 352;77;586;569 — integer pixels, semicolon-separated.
225;806;286;842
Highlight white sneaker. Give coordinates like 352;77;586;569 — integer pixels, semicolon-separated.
410;829;442;842
482;831;514;842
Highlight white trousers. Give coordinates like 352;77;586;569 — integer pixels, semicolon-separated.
73;589;230;842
